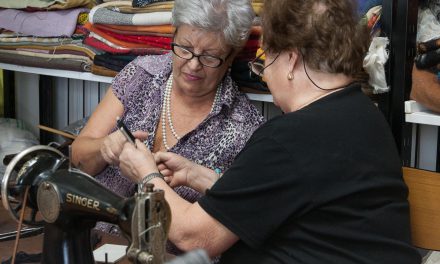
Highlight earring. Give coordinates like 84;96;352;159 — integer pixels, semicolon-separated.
287;72;294;80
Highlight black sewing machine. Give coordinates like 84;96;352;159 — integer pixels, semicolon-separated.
1;145;172;264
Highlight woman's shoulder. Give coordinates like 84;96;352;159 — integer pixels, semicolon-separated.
220;76;265;125
131;52;172;76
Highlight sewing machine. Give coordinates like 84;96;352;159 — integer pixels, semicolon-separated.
1;145;172;264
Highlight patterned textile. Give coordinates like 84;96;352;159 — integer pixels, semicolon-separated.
132;0;171;8
77;12;89;25
95;52;264;199
95;53;264;256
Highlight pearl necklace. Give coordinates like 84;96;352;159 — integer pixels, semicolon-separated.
161;74;221;151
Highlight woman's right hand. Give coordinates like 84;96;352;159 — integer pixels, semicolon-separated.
101;130;148;166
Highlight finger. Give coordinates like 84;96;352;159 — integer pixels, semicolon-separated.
159;169;172;177
133;131;149;141
157;163;167;171
154;151;169;163
135;139;148;151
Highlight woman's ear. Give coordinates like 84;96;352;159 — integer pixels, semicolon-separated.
287;50;300;73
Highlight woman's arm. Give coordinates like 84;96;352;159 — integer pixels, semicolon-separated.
410;64;440;113
71;88;124;175
154;151;220;194
119;140;239;257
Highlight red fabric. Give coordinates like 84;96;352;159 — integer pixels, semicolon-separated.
97;26;172;49
84;22;164;49
83;36;167;55
98;24;175;34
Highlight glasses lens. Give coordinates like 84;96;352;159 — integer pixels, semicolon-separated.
199;55;222;68
248;61;265;77
172;45;193;60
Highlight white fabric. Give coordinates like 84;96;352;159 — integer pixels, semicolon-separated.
417;8;440;43
422;251;440;264
89;2;172;25
363;37;390;94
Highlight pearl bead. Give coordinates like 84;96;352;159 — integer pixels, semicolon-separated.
161;73;221;151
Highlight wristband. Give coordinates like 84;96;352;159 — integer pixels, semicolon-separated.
138;172;164;193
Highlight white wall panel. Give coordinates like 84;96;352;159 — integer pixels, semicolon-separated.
14;72;39;138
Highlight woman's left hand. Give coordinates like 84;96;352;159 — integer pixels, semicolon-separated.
119;139;158;183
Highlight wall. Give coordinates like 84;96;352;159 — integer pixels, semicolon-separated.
411;124;438;171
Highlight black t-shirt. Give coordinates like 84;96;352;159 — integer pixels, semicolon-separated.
198;84;421;264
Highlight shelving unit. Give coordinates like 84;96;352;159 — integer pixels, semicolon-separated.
0;63;273;103
405;100;440;126
405;100;440;171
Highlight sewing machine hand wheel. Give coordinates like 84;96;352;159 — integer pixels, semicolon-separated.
1;145;66;226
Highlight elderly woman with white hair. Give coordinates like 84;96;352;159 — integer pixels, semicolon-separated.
71;0;264;244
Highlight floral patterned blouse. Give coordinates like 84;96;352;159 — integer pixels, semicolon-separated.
95;52;264;203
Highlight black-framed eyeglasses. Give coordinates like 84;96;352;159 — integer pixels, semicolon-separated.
171;42;230;68
248;50;281;78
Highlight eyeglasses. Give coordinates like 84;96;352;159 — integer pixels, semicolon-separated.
171;42;229;68
248;50;281;78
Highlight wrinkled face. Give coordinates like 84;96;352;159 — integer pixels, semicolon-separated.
172;24;233;98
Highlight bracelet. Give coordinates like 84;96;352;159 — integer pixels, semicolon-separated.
214;168;223;178
138;172;164;193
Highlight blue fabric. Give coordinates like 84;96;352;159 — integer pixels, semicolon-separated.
357;0;382;16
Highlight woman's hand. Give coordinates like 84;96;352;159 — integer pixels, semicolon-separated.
154;152;195;187
100;130;148;166
119;139;158;183
155;152;219;193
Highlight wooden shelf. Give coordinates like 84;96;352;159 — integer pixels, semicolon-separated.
0;62;273;102
405;100;440;126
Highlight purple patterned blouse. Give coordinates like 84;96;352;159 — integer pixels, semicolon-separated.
95;53;265;203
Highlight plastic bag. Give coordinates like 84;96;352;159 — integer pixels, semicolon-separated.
363;36;390;94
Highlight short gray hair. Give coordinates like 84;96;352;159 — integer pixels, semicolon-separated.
172;0;255;48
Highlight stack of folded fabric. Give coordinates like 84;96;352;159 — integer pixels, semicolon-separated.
233;0;269;94
85;0;174;76
0;0;96;72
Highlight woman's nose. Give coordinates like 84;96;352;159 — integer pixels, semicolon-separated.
187;56;203;70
